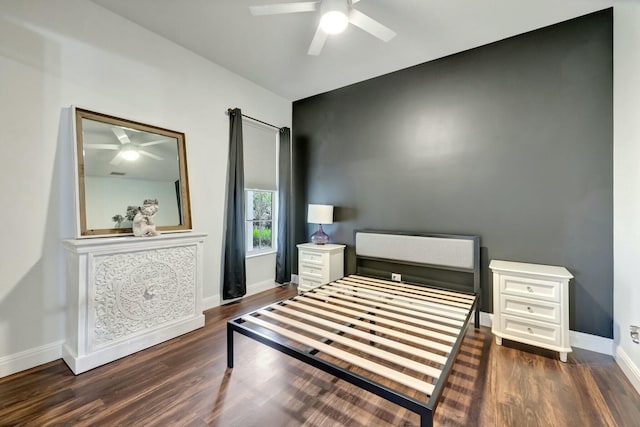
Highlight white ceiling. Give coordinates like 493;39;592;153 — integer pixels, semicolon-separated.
91;0;613;101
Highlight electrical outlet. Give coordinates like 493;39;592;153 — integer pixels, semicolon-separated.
631;325;640;344
391;273;401;282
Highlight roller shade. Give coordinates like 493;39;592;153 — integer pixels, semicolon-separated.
243;121;278;191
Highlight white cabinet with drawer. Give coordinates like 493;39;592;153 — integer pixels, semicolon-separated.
490;259;573;362
297;243;345;293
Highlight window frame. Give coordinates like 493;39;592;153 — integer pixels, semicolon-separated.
244;188;277;257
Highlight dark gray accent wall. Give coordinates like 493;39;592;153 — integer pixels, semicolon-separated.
292;9;613;338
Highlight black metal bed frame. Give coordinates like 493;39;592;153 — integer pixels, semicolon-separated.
227;231;481;427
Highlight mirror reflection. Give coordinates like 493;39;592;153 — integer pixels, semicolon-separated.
74;108;191;236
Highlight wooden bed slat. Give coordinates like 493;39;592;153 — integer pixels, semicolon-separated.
293;296;456;353
343;276;474;304
290;301;460;351
255;309;443;380
292;294;460;336
295;298;458;354
275;301;450;364
331;281;470;314
306;288;466;329
287;298;458;354
337;277;473;308
350;274;476;300
241;315;436;395
320;283;469;321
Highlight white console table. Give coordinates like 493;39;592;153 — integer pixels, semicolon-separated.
62;232;206;374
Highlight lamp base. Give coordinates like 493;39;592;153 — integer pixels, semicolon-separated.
311;224;329;245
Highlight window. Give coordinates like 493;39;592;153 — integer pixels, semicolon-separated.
243;121;279;255
245;189;275;253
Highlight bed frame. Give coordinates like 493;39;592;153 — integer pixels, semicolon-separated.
227;231;481;427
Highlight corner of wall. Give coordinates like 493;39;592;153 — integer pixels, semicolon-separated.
615;345;640;395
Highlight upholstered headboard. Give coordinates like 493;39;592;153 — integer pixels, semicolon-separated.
354;230;480;294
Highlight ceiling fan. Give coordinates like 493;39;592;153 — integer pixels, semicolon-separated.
249;0;396;55
84;126;166;166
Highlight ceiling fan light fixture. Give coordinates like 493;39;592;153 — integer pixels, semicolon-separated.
320;10;348;34
248;0;395;55
121;148;140;161
319;0;349;34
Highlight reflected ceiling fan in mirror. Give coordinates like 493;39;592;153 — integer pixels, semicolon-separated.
249;0;396;55
84;125;168;166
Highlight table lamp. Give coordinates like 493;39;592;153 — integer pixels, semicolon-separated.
307;204;333;244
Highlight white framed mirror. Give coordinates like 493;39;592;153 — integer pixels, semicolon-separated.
73;107;192;237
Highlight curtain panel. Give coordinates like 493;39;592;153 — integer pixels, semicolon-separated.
223;108;247;299
276;127;292;284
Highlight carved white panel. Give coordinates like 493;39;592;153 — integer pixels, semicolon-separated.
62;233;206;374
91;246;196;349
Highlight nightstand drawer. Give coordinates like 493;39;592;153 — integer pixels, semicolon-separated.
500;274;560;302
299;250;324;265
501;295;560;324
299;262;325;278
299;275;323;290
500;315;561;347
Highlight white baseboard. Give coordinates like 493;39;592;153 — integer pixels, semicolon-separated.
615;346;640;395
217;279;279;306
0;340;63;379
478;311;613;355
202;294;220;311
479;311;493;328
247;279;278;296
570;330;613;356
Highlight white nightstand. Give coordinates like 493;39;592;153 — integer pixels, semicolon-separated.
490;259;573;362
297;243;345;293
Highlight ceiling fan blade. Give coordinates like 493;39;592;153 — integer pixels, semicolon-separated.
138;150;163;161
138;139;170;147
84;144;120;150
109;152;124;166
348;9;396;42
307;25;328;56
250;1;319;16
111;127;131;144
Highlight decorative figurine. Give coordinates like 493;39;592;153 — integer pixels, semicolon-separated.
132;198;160;237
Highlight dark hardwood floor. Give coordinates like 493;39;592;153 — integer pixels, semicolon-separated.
1;283;639;426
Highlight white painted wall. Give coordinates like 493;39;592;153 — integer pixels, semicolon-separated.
85;176;179;228
0;0;290;375
245;253;279;297
613;0;640;393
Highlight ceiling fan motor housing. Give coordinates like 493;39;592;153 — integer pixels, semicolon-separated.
320;0;349;34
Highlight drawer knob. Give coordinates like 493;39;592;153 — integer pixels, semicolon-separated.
527;286;534;293
527;306;533;312
527;327;534;334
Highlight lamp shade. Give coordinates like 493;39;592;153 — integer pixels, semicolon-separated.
307;204;334;224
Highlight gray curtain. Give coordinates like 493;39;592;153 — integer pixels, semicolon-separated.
223;108;247;299
276;127;292;283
